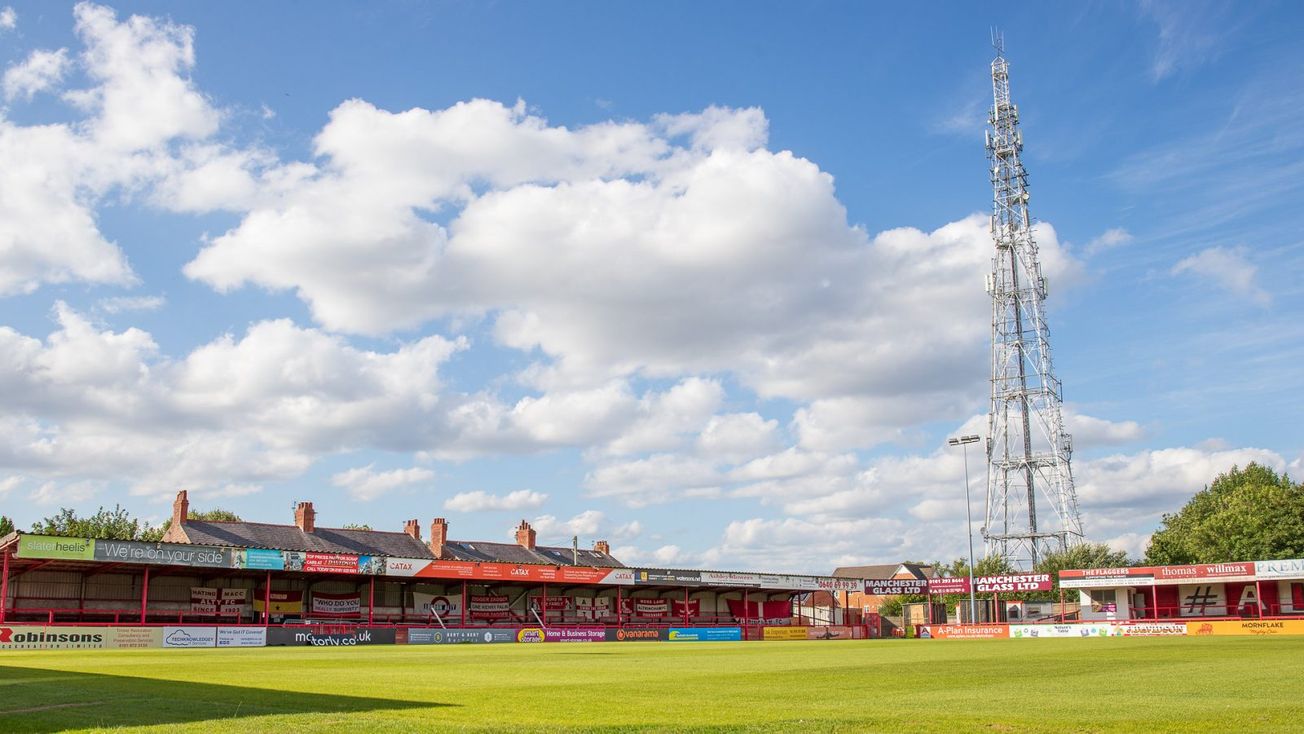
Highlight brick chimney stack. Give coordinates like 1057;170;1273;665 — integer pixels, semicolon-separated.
172;490;190;528
429;517;448;558
515;519;536;550
404;519;421;541
594;540;610;555
294;501;315;533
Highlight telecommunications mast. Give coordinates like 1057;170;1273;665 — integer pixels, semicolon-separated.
982;32;1083;568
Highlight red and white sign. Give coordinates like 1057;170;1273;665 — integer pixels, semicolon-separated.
975;573;1053;593
671;599;701;617
382;558;636;585
926;577;972;594
529;595;573;611
303;553;360;574
413;592;461;619
190;587;247;614
470;594;512;620
311;592;361;616
1060;562;1256;589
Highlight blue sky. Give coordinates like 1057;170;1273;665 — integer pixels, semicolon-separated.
0;1;1300;572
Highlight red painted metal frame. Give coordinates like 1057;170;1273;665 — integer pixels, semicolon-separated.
1;549;9;623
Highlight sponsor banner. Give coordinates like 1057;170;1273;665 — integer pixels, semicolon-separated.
622;598;671;617
918;625;1009;639
16;535;95;561
406;628;517;645
1115;623;1187;637
296;552;360;574
1153;563;1256;585
763;626;809;640
606;627;668;642
311;592;361;616
807;626;855;640
699;571;763;587
164;626;218;648
926;577;972;594
636;569;703;584
1010;624;1118;639
358;555;385;575
470;594;512;620
542;627;607;642
413;592;462;620
253;589;304;614
265;628;397;646
217;627;267;647
94;539;239;569
668;627;743;642
1187;620;1304;637
0;625;163;650
516;628;546;643
1058;567;1155;589
1255;559;1304;580
244;548;285;571
867;579;928;596
400;560;636;586
529;595;574;611
975;574;1053;593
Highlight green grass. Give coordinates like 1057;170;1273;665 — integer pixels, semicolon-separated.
2;638;1303;733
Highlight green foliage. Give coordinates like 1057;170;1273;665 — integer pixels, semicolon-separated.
1035;542;1133;599
0;515;14;536
31;505;154;541
1145;463;1304;564
342;523;373;531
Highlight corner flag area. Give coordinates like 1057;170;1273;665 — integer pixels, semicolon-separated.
2;638;1301;733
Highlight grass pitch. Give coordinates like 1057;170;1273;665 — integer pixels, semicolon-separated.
2;637;1302;733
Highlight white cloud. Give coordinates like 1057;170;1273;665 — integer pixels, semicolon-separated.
96;295;166;314
1172;246;1269;305
1141;0;1234;81
0;304;466;497
331;464;434;501
601;378;723;456
0;7;14;30
4;49;71;101
444;489;548;512
1084;227;1133;255
529;510;605;541
695;412;781;464
1064;408;1145;448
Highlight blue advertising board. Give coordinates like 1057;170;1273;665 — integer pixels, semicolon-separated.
244;548;285;571
667;627;743;642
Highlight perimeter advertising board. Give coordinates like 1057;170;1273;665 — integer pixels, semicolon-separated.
15;535;95;561
406;629;516;645
0;625;163;650
605;627;667;642
265;628;397;646
763;626;808;640
164;626;219;648
918;625;1008;639
217;627;268;647
1187;620;1304;636
1010;624;1118;638
667;627;742;641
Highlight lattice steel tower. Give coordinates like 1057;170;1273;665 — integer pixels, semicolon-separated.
981;33;1083;568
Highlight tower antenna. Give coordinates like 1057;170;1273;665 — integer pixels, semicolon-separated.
982;37;1083;569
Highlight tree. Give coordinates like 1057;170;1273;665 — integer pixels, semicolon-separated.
32;505;154;541
1145;463;1304;565
1035;542;1132;599
142;508;243;542
0;515;14;536
342;522;373;531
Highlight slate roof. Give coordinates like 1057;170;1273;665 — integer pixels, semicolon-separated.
832;563;936;580
443;540;625;568
178;521;437;558
175;521;626;567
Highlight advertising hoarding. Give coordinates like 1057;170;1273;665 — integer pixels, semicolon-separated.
0;625;163;650
926;577;971;594
265;628;397;646
406;628;516;644
164;626;218;648
605;627;667;642
918;625;1009;639
763;626;808;640
244;548;285;570
217;627;267;647
311;592;361;616
975;574;1053;593
668;627;743;641
1186;620;1304;636
866;579;927;596
16;535;95;561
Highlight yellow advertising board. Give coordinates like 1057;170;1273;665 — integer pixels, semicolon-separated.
763;626;809;640
1186;619;1304;636
0;625;163;650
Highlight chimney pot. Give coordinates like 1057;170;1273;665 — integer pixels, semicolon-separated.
515;519;536;550
594;540;610;555
294;501;316;533
404;518;421;541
